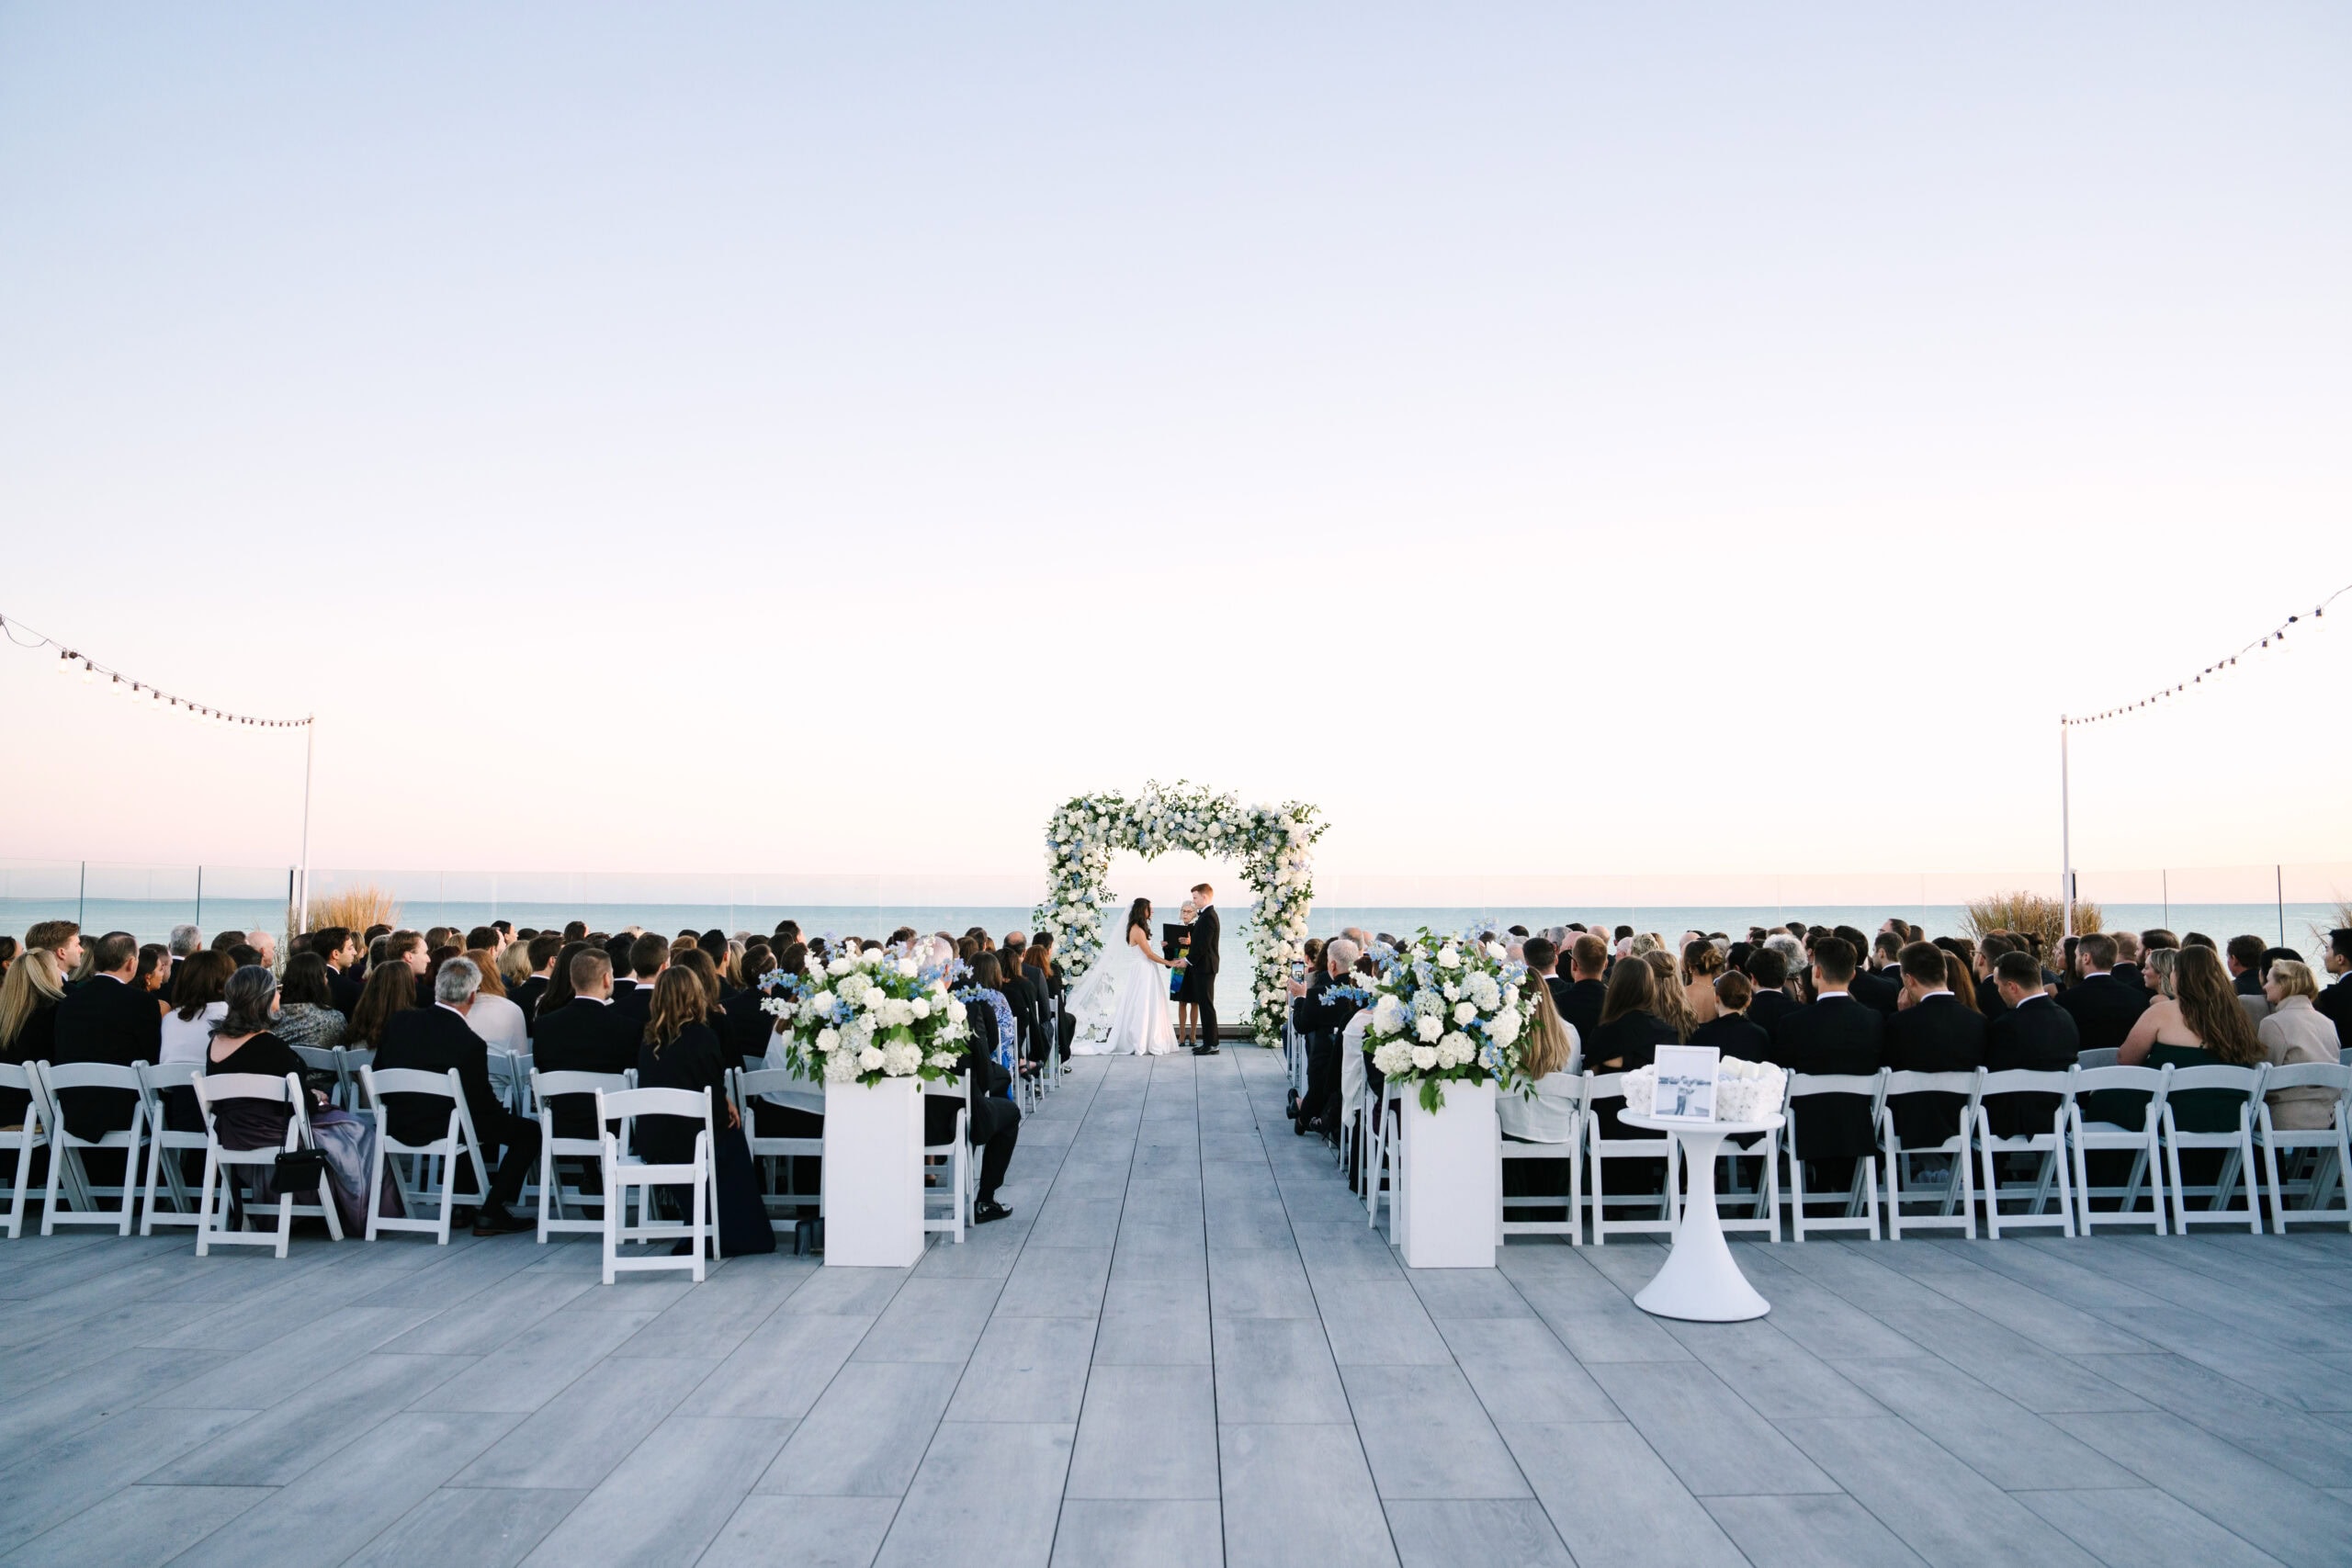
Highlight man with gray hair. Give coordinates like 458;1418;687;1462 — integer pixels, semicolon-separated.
243;929;278;970
1286;936;1366;1140
371;954;541;1234
167;924;202;996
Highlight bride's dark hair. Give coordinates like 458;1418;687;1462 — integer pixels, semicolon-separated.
1126;898;1151;938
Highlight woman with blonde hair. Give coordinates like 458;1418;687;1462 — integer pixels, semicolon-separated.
496;941;536;993
1642;949;1694;1042
637;967;773;1256
2259;959;2343;1131
0;945;66;1127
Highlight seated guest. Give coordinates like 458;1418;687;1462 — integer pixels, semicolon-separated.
495;939;536;1001
47;931;161;1144
1770;936;1883;1186
536;940;590;1021
635;968;775;1256
165;924;201;996
160;950;236;1066
1681;942;1724;1026
1587;954;1677;1180
615;932;668;1026
1940;949;1981;1014
2226;934;2268;998
1289;938;1365;1137
1849;931;1905;1016
729;946;780;1067
371;957;539;1234
1973;932;2018;1017
272;953;348;1052
1883;940;1984;1146
309;927;364;1017
460;949;530;1057
509;933;565;1033
202;964;382;1233
133;943;172;1003
2054;932;2150;1054
344;958;419;1050
2320;930;2352;1043
2111;931;2144;987
1744;946;1797;1038
534;948;641;1145
1030;932;1075;1062
1981;951;2078;1136
1555;935;1609;1045
2120;944;2265;1133
1643;950;1695;1040
1690;971;1770;1061
605;932;639;995
672;947;729;1038
1498;978;1579;1143
925;940;1021;1224
2259;960;2343;1130
967;952;1028;1084
0;942;69;1128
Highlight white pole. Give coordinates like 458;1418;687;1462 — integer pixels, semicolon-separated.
297;716;315;930
2060;717;2074;941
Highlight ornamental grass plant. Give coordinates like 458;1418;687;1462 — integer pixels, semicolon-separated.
1962;889;2101;953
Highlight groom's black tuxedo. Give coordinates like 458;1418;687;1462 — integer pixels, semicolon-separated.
1191;905;1221;1048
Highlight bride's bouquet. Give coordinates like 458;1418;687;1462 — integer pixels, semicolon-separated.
1363;929;1533;1111
762;944;972;1088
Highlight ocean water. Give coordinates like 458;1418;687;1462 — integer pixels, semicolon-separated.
6;896;2338;1024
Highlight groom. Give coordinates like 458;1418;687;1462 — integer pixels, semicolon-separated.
1189;882;1221;1055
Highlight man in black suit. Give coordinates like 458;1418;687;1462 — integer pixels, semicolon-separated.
506;933;562;1035
927;997;1019;1223
1556;934;1609;1048
2319;930;2352;1043
1187;883;1221;1055
1981;950;2079;1137
372;956;540;1234
165;924;204;1002
312;927;366;1018
1526;936;1571;1020
2226;933;2268;998
1848;931;1905;1017
1287;939;1364;1138
2054;932;2149;1055
605;932;639;998
46;931;162;1145
1770;936;1883;1191
532;949;642;1141
1745;946;1797;1038
614;932;667;1028
1883;940;1985;1146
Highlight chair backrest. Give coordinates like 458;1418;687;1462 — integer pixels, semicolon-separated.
922;1072;971;1105
1790;1071;1885;1099
2262;1061;2352;1096
1586;1070;1624;1100
192;1071;303;1156
1977;1067;2075;1097
291;1045;340;1076
2069;1063;2168;1128
37;1060;148;1093
533;1068;630;1100
365;1066;461;1102
0;1061;32;1092
140;1060;201;1091
596;1086;711;1122
2165;1063;2265;1098
2076;1047;2120;1069
734;1066;824;1116
1524;1069;1587;1107
1883;1069;1979;1099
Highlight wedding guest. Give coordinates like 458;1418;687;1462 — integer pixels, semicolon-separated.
460;949;530;1056
133;942;172;1002
0;934;14;981
534;948;639;1145
1981;951;2077;1136
2111;931;2144;987
1589;957;1677;1073
2055;933;2150;1054
1522;937;1566;1012
636;968;775;1256
2227;935;2268;998
1498;976;1579;1144
2319;930;2352;1041
1770;936;1883;1187
1636;950;1691;1041
927;940;1021;1224
1940;950;1981;1015
1689;971;1770;1061
1883;941;1984;1145
2251;959;2341;1134
272;953;349;1052
537;940;590;1020
1745;946;1797;1038
1289;938;1365;1138
495;939;535;998
0;942;66;1127
345;949;422;1050
605;932;638;994
509;933;564;1032
616;932;668;1026
729;945;779;1066
2120;944;2264;1132
242;930;277;970
1681;941;1724;1026
46;931;161;1144
1557;935;1609;1045
371;956;538;1234
313;927;365;1017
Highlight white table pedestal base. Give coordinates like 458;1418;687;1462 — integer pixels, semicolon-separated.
822;1077;924;1268
1621;1112;1783;1322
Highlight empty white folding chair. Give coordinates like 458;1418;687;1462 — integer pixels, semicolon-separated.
358;1065;488;1244
191;1070;345;1258
595;1085;715;1283
2067;1064;2169;1234
1498;1071;1587;1244
0;1062;51;1239
2255;1062;2352;1233
1877;1069;1983;1239
1713;1115;1782;1243
2161;1063;2265;1235
922;1074;971;1244
1587;1071;1683;1245
37;1061;150;1236
532;1067;633;1241
732;1066;823;1223
1786;1071;1885;1241
136;1061;210;1234
1973;1068;2077;1238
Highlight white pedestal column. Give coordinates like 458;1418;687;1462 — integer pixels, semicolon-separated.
1621;1111;1782;1321
1395;1077;1499;1269
821;1077;924;1268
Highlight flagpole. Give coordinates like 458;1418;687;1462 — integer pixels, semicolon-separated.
2060;716;2074;941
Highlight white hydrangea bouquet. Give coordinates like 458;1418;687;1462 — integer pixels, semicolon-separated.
1363;929;1532;1111
761;944;972;1087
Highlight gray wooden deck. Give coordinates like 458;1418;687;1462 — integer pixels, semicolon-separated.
5;1049;2352;1566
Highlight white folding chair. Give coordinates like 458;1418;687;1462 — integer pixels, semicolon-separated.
1367;1078;1405;1231
732;1066;823;1222
2256;1062;2352;1233
922;1074;972;1244
191;1070;345;1258
1973;1068;2077;1238
358;1065;488;1244
0;1062;51;1239
532;1067;633;1241
1338;1036;1367;1177
1587;1071;1682;1245
1878;1069;1983;1239
1714;1107;1782;1243
1786;1071;1885;1241
2162;1063;2265;1234
486;1050;526;1119
595;1085;715;1283
291;1045;345;1107
2068;1064;2169;1235
37;1061;150;1236
136;1061;209;1233
1498;1071;1587;1244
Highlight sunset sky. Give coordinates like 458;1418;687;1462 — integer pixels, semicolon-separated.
3;3;2346;899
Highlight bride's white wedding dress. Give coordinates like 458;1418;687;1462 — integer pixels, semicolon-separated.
1066;930;1180;1057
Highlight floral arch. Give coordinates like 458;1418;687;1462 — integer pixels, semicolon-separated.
1033;782;1325;1046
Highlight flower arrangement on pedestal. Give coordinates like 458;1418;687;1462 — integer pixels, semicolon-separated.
1363;929;1532;1111
1034;780;1323;1047
762;944;971;1087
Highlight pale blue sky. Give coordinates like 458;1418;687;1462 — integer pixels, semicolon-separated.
3;3;2347;894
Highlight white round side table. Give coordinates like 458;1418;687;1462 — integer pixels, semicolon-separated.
1618;1111;1785;1323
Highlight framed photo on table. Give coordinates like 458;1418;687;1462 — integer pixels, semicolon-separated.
1650;1044;1719;1122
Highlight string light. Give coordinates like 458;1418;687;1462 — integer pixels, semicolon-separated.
1;607;311;729
2064;581;2348;727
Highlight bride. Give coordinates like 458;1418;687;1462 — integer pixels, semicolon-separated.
1066;897;1185;1057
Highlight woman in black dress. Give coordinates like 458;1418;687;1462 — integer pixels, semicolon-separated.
1589;957;1682;1190
637;969;775;1256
